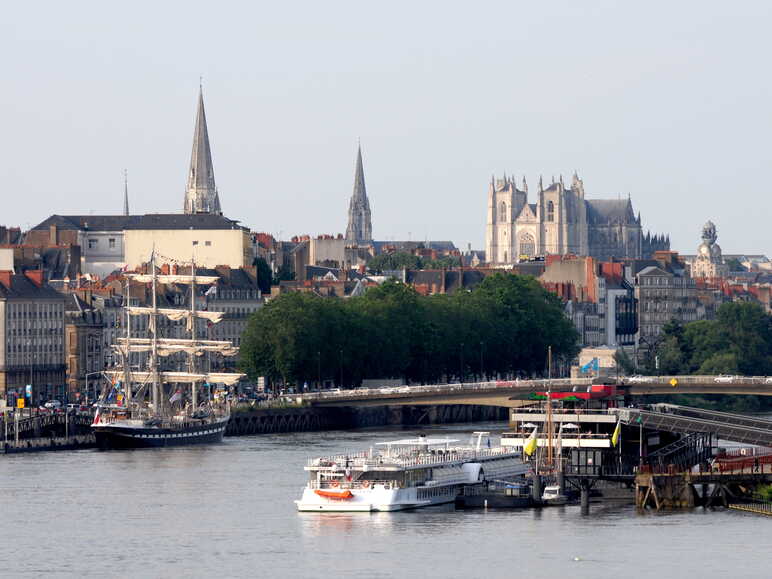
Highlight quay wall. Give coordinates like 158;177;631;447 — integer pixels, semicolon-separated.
225;404;507;436
2;434;96;454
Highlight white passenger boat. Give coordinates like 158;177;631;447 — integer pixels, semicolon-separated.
295;432;529;512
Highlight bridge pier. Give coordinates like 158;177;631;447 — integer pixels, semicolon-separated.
580;479;590;515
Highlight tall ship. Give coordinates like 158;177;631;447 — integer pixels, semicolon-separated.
92;254;244;449
295;432;529;512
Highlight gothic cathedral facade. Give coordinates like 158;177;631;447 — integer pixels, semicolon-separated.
485;174;668;264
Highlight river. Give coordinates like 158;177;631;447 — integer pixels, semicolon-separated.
1;421;769;578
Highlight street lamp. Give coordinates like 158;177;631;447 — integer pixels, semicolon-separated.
459;342;464;383
339;348;344;389
479;341;484;382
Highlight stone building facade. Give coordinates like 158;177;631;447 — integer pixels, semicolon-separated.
0;270;66;405
690;221;729;279
485;174;669;264
345;145;373;244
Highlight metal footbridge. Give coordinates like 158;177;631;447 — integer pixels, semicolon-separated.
612;405;772;447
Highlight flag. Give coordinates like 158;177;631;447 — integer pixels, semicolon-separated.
523;427;539;457
92;407;100;425
169;390;182;404
612;420;621;447
204;285;217;297
580;358;599;373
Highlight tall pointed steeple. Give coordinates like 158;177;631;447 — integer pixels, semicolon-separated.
183;86;221;215
123;169;129;216
345;143;373;243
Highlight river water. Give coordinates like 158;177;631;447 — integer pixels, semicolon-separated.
1;421;769;578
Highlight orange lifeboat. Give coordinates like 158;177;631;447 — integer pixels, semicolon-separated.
314;489;354;500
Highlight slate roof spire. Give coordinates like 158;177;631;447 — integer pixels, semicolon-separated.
184;86;221;215
345;143;372;243
123;169;129;216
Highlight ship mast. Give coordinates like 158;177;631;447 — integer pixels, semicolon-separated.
123;275;132;405
150;250;161;415
189;254;198;411
546;345;554;468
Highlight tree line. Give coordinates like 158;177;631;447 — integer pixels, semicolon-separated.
239;273;579;388
641;302;772;376
367;252;461;272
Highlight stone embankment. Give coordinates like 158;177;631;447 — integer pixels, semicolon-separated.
2;434;96;454
226;404;506;436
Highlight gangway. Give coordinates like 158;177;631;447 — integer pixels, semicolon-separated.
650;404;772;432
612;406;772;447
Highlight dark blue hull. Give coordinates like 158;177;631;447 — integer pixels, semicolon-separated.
93;418;229;450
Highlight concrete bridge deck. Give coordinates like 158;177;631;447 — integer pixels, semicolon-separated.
300;375;772;407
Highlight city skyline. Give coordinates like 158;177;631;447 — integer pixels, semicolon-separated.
2;1;771;255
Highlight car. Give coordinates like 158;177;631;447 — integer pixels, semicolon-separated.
625;375;653;384
765;377;772;384
714;374;737;383
44;400;62;409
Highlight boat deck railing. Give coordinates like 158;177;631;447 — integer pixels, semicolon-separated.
308;446;520;469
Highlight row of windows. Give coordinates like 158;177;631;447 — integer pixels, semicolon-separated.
88;238;117;249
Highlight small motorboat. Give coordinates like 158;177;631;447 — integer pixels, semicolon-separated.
541;484;568;505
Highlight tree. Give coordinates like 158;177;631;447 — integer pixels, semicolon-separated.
252;257;272;294
239;272;580;387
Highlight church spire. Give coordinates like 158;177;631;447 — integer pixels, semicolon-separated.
345;143;372;243
184;86;221;215
123;169;129;216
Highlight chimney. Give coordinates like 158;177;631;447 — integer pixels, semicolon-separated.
161;263;170;275
49;224;58;245
25;269;43;287
0;270;11;288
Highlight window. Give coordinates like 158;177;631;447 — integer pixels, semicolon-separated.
88;239;98;249
519;233;536;258
192;240;199;246
499;202;507;222
547;201;555;222
108;238;116;249
205;241;212;247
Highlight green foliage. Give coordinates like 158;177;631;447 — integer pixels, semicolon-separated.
651;302;772;376
239;273;579;387
367;252;422;271
366;252;461;273
252;257;272;294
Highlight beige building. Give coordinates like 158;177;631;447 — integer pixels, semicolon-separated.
485;174;669;264
690;221;729;279
124;215;250;269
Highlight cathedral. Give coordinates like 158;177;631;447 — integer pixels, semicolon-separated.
485;174;668;263
183;87;222;215
345;144;372;244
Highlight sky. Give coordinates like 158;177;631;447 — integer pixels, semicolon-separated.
2;0;771;255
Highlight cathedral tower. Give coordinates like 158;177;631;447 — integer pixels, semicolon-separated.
345;144;372;243
183;87;222;215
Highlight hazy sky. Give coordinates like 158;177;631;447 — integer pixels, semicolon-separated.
2;1;771;255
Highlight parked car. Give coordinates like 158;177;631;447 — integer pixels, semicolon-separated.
44;400;62;409
714;374;737;383
765;377;772;384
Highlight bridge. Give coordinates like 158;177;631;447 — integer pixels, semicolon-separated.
299;375;772;407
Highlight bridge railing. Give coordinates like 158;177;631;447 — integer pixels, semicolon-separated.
299;377;595;402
